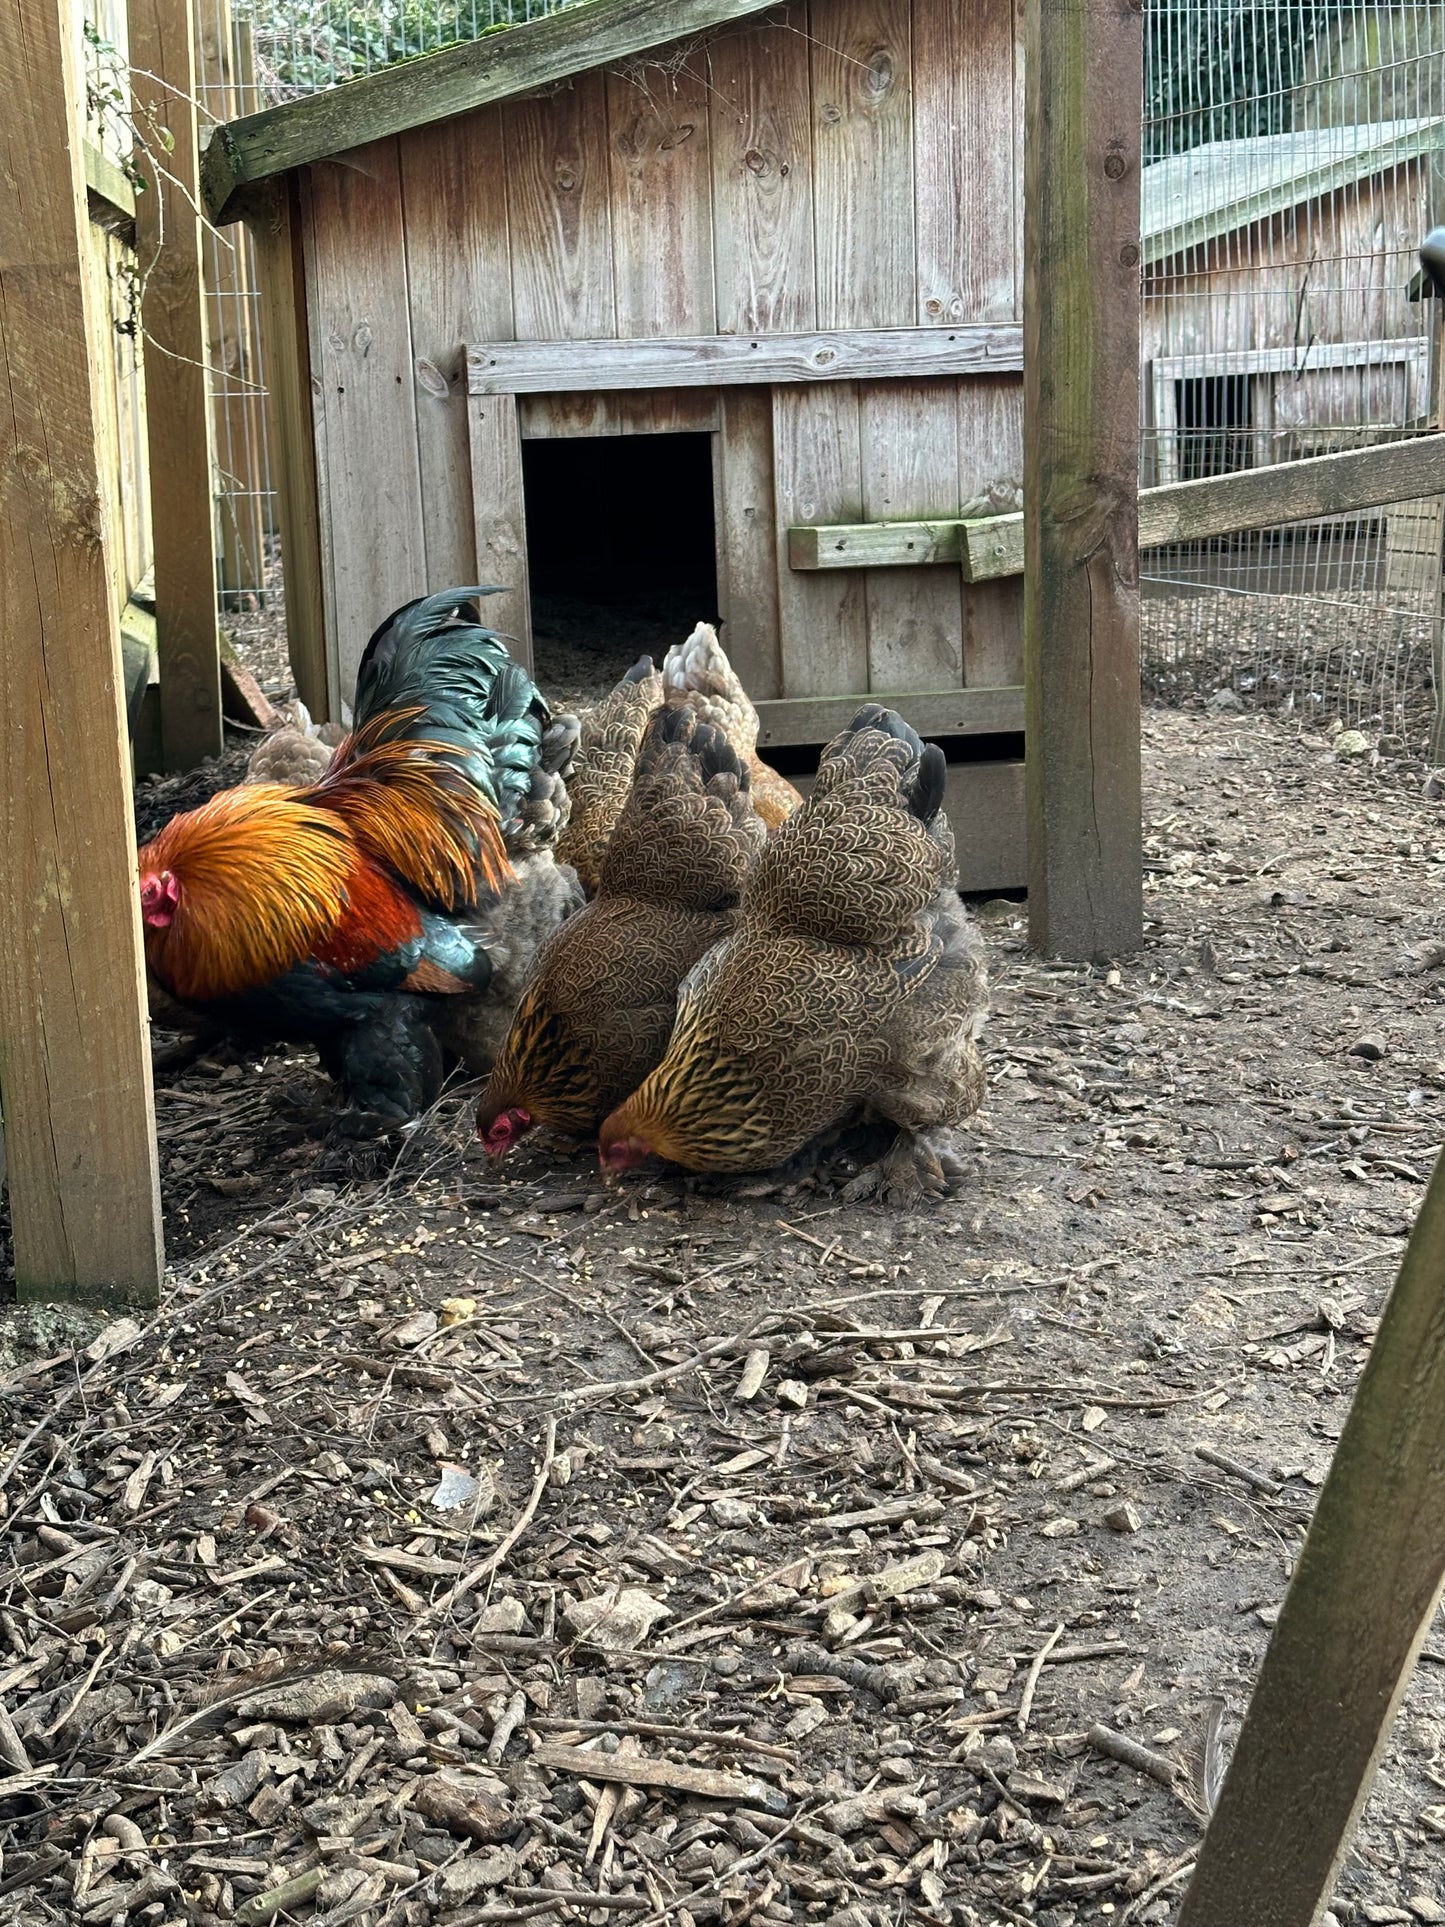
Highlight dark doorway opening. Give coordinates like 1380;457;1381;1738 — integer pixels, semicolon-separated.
1174;375;1253;482
522;431;720;707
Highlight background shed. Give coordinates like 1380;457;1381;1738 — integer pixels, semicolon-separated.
205;0;1029;889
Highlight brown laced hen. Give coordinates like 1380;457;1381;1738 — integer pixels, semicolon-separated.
598;706;988;1201
554;656;665;896
661;622;802;831
477;705;765;1158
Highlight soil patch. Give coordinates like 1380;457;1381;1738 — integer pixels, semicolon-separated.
2;708;1443;1925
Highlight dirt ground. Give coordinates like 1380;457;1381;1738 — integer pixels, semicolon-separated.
3;705;1445;1927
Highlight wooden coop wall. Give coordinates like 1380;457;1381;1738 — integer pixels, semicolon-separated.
293;0;1027;734
1142;163;1436;483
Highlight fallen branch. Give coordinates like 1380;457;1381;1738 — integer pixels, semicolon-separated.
529;1741;787;1813
1088;1722;1180;1787
1018;1622;1064;1733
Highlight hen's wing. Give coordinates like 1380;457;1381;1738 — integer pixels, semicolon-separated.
599;708;952;1173
479;706;763;1139
554;656;664;895
661;621;802;829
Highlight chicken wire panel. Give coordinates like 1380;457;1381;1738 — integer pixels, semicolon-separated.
1141;0;1445;743
194;0;290;677
233;0;586;100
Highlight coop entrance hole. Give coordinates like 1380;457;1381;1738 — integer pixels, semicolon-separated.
523;431;719;703
1175;374;1253;481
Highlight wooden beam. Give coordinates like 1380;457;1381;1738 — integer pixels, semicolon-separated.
1023;0;1144;960
960;432;1445;583
82;136;137;225
1150;335;1429;384
244;180;328;719
201;0;786;224
0;0;164;1305
1177;1148;1445;1927
467;326;1022;395
787;521;965;570
131;0;225;771
754;686;1023;748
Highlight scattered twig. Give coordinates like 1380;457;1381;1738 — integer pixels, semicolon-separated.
1018;1622;1064;1732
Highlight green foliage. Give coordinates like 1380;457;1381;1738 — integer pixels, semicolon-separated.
1143;0;1349;158
236;0;556;96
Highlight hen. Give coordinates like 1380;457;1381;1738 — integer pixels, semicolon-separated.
477;706;763;1157
139;587;580;1128
244;698;346;788
553;656;665;897
661;623;802;831
598;706;988;1200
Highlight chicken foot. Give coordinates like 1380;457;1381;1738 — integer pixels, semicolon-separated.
841;1125;969;1205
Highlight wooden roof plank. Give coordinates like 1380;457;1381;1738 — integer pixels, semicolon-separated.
202;0;784;223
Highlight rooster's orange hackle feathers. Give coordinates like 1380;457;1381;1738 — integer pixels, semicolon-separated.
138;786;363;1003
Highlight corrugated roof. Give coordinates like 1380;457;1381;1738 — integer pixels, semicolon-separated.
1143;117;1445;267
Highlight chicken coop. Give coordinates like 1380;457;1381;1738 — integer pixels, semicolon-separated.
202;0;1029;891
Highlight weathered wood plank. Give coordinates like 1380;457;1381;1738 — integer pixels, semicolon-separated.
771;381;867;696
131;0;224;771
305;140;428;706
789;520;965;567
1023;0;1144;959
707;11;816;334
964;431;1445;582
756;685;1023;744
202;0;787;222
503;72;615;341
519;389;723;437
912;0;1014;324
859;378;963;690
1178;1148;1445;1927
400;112;514;589
0;0;164;1304
245;179;328;718
468;324;1021;392
717;386;782;698
958;373;1024;686
467;391;532;669
1151;335;1429;383
810;0;915;329
607;60;714;336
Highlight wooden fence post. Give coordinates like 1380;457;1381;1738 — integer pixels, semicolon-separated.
0;0;164;1305
1023;0;1145;960
1177;1146;1445;1927
131;0;225;771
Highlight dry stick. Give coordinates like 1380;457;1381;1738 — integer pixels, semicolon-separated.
1193;1445;1283;1497
1088;1723;1180;1788
420;1418;557;1624
662;1551;816;1641
1017;1622;1065;1733
557;1319;778;1405
531;1716;800;1766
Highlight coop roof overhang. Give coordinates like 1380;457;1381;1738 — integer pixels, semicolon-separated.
201;0;784;223
1142;117;1445;271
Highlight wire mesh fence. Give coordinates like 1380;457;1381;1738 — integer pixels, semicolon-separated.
1139;0;1444;747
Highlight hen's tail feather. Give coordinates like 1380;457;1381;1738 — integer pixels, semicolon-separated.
601;704;764;911
624;656;657;684
743;707;954;952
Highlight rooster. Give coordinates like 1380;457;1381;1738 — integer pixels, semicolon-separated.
138;588;581;1129
597;707;988;1201
477;706;764;1158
